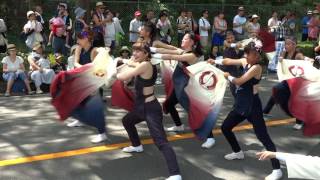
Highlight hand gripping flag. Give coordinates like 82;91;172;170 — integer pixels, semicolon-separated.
51;48;117;121
277;59;320;136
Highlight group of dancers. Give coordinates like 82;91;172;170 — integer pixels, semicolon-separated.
50;22;319;180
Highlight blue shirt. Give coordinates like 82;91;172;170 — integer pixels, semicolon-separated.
302;16;311;34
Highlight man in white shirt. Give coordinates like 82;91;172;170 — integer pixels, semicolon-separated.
268;11;280;33
199;10;211;48
129;11;142;43
233;6;247;41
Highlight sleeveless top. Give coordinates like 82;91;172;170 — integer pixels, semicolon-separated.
234;64;261;116
79;46;94;65
133;63;157;112
284;50;299;60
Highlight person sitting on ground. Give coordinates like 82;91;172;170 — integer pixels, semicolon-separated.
51;53;66;74
28;42;55;94
115;46;131;66
2;44;34;96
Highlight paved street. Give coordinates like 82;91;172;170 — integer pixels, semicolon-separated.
0;74;319;180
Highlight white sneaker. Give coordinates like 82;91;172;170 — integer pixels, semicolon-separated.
265;169;283;180
201;138;216;149
166;175;182;180
36;90;43;94
224;151;245;160
90;133;108;143
166;125;185;132
293;123;303;130
122;145;144;153
67;120;84;127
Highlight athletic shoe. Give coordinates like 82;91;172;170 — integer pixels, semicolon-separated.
265;169;283;180
224;151;245;160
67;120;84;127
36;90;43;94
4;92;10;97
166;175;182;180
122;145;144;153
166;125;185;132
201;138;216;149
90;133;108;143
293;123;303;130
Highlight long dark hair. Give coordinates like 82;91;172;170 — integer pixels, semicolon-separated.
187;33;203;57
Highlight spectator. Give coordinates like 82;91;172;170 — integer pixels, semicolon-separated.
49;11;67;56
67;45;76;70
212;11;227;52
247;14;260;38
301;10;312;42
308;10;320;41
199;10;211;48
156;11;173;44
186;10;198;34
112;11;125;47
143;10;156;25
92;1;106;47
23;11;43;51
34;5;47;45
209;45;222;59
74;7;88;36
28;43;55;94
2;44;34;97
129;11;143;43
63;9;73;49
115;46;131;66
104;10;117;50
51;53;66;74
233;6;247;41
176;9;188;47
0;18;7;53
268;11;280;33
287;12;296;36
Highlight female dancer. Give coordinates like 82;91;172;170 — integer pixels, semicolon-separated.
65;29;107;143
209;42;283;180
151;33;216;149
263;36;306;130
117;42;181;180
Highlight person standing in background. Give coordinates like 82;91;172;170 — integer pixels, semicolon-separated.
129;11;143;44
199;10;211;49
233;6;247;41
176;9;188;47
301;10;312;42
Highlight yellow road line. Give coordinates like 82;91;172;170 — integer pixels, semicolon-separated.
0;118;295;167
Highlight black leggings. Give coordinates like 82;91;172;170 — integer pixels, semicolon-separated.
263;81;303;125
122;100;180;176
164;91;214;138
221;95;280;169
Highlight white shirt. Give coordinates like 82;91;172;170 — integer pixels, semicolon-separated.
105;22;116;47
268;17;280;29
129;18;142;43
1;56;23;71
233;15;247;34
199;17;211;36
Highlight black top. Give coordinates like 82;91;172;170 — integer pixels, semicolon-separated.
79;46;94;65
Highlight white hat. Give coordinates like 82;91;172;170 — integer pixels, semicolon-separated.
27;11;35;18
307;10;313;15
252;14;259;19
96;2;105;7
238;6;245;11
59;3;68;9
74;7;86;19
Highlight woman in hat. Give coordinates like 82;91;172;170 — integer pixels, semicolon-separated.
28;42;55;94
209;42;283;180
92;2;106;47
246;14;260;38
74;7;88;36
23;11;43;50
115;46;131;66
2;44;34;96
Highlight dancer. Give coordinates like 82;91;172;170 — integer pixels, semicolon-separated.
117;42;181;180
151;33;216;149
209;42;283;180
263;36;307;130
52;29;108;144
